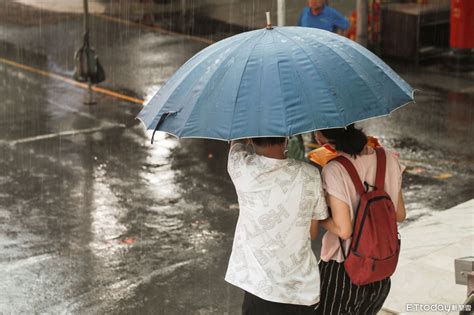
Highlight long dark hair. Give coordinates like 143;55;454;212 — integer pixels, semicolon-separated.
320;124;367;157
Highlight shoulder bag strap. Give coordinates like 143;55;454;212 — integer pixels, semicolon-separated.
338;238;347;261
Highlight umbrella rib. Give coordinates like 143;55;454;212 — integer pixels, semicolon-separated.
276;28;344;127
268;30;291;136
142;34;248;130
174;38;259;137
344;40;413;96
178;31;266;139
271;29;318;135
346;98;415;126
282;28;410;126
329;37;413;105
317;40;394;118
336;42;413;115
227;31;267;140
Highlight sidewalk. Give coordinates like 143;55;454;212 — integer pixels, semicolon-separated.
380;199;474;315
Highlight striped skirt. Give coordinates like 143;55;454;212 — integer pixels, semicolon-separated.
314;260;391;315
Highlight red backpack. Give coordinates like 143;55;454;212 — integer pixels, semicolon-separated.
333;147;400;285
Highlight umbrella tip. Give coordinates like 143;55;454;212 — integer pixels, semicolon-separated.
266;12;273;29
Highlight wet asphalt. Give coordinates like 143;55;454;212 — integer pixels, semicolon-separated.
0;1;473;314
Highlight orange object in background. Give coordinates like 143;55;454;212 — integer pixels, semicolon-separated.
367;135;381;148
346;0;381;46
308;136;381;167
450;0;474;49
347;11;357;41
308;144;338;167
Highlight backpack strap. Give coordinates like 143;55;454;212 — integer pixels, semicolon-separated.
332;155;366;262
374;147;387;191
339;238;347;261
333;156;365;196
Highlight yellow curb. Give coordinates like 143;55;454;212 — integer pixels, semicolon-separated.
0;56;144;105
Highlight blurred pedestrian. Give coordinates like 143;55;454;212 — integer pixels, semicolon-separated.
226;137;329;315
314;125;406;314
298;0;350;35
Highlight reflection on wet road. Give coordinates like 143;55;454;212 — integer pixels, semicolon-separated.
0;1;473;313
362;84;474;223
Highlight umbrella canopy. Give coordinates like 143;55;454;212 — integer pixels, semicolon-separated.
137;26;414;141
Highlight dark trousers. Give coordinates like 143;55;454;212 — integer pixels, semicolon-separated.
242;291;317;315
314;260;391;315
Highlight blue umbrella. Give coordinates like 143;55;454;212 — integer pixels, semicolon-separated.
137;26;414;142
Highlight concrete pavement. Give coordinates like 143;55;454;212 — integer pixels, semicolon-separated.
382;199;474;315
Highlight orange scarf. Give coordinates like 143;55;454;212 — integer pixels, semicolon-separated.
308;136;381;167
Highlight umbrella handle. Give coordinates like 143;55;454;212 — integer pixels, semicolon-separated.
151;110;180;144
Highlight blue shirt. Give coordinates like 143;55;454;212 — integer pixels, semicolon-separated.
298;5;350;32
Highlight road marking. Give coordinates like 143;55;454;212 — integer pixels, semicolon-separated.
0;57;144;105
95;14;216;45
3;124;126;146
2;253;54;272
47;98;102;121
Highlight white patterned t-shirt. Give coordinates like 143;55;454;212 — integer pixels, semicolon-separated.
225;143;329;305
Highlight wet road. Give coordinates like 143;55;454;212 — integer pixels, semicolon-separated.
0;1;473;314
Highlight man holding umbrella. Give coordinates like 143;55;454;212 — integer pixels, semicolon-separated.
226;137;329;314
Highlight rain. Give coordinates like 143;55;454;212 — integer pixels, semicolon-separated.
0;0;473;314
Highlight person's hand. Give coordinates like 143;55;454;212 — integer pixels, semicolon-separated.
230;139;250;146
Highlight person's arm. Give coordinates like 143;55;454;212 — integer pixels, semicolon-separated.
396;190;406;223
332;9;350;34
311;175;329;240
310;220;319;240
319;194;352;240
230;139;248;147
297;9;304;27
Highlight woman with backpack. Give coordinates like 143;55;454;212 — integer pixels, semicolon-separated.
314;124;407;315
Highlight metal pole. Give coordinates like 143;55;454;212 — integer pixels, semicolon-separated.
180;0;186;32
266;12;272;29
277;0;286;27
181;0;186;16
83;0;89;36
87;78;95;105
356;0;368;47
83;0;96;105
